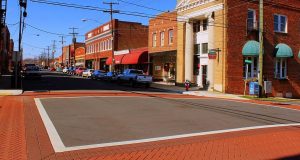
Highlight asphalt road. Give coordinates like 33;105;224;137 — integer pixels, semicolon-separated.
40;96;300;148
22;71;191;93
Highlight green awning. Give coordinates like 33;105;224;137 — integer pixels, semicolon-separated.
274;43;293;58
242;40;260;56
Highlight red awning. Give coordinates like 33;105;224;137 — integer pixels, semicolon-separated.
106;54;125;65
122;49;148;65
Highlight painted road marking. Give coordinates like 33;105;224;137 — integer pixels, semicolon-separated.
35;97;300;153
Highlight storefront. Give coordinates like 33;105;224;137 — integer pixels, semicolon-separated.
150;51;176;82
106;48;149;73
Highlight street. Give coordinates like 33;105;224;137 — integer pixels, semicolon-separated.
2;71;294;159
22;71;190;93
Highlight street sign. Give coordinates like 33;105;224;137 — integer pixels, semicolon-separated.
249;82;259;95
209;49;217;54
245;60;252;64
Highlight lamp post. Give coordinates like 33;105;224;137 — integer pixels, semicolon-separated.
82;18;102;69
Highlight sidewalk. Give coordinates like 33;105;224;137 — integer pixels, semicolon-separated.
183;90;247;100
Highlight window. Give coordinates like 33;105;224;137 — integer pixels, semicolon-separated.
160;32;165;46
168;29;174;44
193;55;200;75
274;14;287;33
193;20;200;33
202;43;208;54
152;33;157;47
247;9;256;30
275;58;287;79
194;44;200;55
202;19;208;31
243;56;259;79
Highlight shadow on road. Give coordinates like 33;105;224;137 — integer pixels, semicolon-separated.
22;72;188;93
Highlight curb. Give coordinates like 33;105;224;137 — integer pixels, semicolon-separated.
0;90;23;96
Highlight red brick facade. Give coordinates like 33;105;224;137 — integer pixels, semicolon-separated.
148;12;177;81
226;0;300;98
149;11;177;54
0;26;14;74
85;19;148;70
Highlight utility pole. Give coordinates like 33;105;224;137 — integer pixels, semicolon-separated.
103;1;119;72
59;36;66;66
16;0;27;89
46;46;50;67
52;40;56;66
69;27;78;44
69;27;78;66
258;0;264;97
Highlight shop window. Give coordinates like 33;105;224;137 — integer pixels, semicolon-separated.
243;56;259;79
202;43;208;54
160;32;165;46
152;33;157;47
203;19;208;31
275;58;287;79
168;29;174;44
274;14;287;33
193;55;200;75
194;44;200;55
193;20;201;33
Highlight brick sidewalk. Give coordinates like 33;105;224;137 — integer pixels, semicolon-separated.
1;92;300;160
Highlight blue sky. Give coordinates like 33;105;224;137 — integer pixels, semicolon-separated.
7;0;177;58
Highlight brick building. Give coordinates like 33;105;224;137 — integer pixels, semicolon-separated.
75;46;85;67
176;0;300;98
149;11;177;82
85;19;148;71
0;26;14;74
226;0;300;98
61;42;85;67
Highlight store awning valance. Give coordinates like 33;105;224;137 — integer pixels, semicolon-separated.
274;43;293;58
242;40;260;56
106;55;125;65
122;49;148;65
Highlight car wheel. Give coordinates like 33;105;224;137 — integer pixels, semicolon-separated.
145;83;150;88
130;80;135;87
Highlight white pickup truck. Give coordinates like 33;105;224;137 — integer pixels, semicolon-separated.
117;69;152;87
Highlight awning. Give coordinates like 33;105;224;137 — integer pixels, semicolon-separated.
106;55;125;65
122;50;148;65
274;43;293;58
242;40;260;56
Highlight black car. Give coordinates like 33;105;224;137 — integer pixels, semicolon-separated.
22;66;41;79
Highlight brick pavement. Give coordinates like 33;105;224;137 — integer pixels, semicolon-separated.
0;92;300;160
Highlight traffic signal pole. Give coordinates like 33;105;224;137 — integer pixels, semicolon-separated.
258;0;264;97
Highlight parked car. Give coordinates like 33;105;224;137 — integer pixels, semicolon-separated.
104;71;118;81
117;69;152;87
62;67;68;73
91;70;106;80
82;69;94;78
22;65;41;79
75;67;86;76
68;67;76;75
50;67;56;71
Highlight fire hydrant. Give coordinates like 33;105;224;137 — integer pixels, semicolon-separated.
184;80;191;91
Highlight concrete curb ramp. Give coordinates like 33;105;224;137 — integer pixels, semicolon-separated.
0;90;23;96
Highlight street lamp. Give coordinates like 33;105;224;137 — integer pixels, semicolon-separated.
81;18;102;69
81;18;102;24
